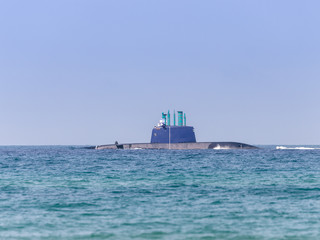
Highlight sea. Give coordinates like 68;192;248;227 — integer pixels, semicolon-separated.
1;146;320;239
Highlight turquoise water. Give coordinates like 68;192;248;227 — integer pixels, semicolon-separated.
1;146;320;239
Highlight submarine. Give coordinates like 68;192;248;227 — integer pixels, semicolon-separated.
95;110;258;150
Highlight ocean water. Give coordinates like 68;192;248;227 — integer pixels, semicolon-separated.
1;146;320;239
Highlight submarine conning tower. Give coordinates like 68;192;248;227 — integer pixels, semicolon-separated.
151;110;196;143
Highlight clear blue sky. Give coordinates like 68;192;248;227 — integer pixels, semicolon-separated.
1;0;319;145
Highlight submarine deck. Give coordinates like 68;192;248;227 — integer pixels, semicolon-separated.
95;142;258;150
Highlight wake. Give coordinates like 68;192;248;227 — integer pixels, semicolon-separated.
276;146;320;150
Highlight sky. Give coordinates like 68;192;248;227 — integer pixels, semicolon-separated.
0;0;320;145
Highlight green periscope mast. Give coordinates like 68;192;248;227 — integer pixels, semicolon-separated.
95;110;257;150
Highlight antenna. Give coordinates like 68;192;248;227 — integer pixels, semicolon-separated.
178;111;183;126
169;124;171;149
162;112;167;125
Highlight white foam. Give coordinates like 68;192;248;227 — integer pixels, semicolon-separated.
276;146;320;150
213;144;230;150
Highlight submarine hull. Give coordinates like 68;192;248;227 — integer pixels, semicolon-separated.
95;142;258;150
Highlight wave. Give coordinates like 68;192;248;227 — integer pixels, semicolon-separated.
276;146;320;150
